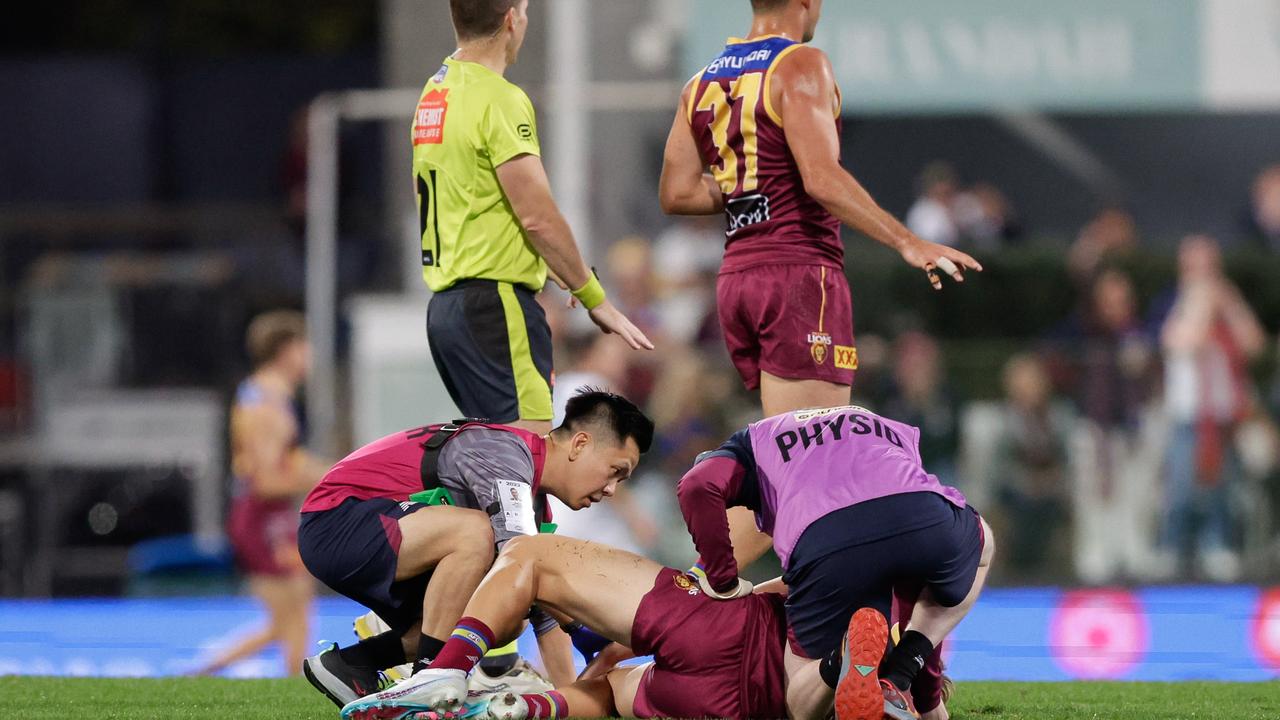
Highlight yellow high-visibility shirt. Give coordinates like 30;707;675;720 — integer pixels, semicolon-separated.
411;56;545;292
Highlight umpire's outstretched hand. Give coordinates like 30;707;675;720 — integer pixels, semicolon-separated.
588;299;655;350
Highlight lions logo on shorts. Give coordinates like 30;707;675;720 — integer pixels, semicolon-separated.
807;331;832;366
674;574;701;596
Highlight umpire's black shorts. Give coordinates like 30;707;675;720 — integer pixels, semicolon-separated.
426;279;553;423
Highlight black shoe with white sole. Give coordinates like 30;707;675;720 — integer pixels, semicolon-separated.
303;643;388;708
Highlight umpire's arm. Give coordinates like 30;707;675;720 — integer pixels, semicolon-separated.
496;156;654;351
496;155;593;292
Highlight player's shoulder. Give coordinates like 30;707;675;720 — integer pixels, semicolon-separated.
771;43;833;79
695;428;756;469
680;69;702;98
447;426;535;473
722;427;754;455
481;74;533;108
232;381;288;420
233;378;275;408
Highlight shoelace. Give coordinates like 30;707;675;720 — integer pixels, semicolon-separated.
375;671;396;692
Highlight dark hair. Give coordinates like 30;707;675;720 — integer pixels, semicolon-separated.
751;0;789;12
245;310;306;368
450;0;521;40
555;388;654;453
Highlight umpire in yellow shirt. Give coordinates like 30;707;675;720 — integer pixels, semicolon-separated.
413;0;653;435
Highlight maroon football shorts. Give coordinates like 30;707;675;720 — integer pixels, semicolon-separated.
227;495;302;578
716;263;856;390
628;568;787;719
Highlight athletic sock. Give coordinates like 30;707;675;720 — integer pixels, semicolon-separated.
427;617;497;674
411;634;447;673
818;646;841;689
337;630;406;670
881;630;934;692
520;691;568;719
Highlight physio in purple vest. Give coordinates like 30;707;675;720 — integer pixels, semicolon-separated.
678;405;994;720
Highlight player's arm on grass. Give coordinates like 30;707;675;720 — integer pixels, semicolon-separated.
534;623;577;688
230;404;313;499
496;155;653;350
775;47;982;289
676;454;749;595
658;81;724;216
578;641;638;681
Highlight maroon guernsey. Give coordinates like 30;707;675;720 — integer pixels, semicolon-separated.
630;568;789;719
688;35;843;273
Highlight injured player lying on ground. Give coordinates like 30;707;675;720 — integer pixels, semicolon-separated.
339;533;947;720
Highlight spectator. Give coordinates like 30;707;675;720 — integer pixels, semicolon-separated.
848;332;892;410
1064;269;1162;583
906;162;961;247
1249;164;1280;250
652;218;722;345
637;345;742;568
605;236;665;407
1159;234;1267;582
1067;207;1139;283
883;331;960;487
605;236;663;336
954;182;1022;251
992;353;1072;580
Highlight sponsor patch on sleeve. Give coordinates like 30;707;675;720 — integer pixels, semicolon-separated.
835;345;858;370
413;88;449;146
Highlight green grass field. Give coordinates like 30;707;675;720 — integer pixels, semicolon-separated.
2;677;1279;719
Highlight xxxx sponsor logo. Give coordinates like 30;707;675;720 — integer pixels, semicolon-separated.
834;345;858;370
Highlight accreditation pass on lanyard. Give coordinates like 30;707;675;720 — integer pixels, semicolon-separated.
496;479;536;535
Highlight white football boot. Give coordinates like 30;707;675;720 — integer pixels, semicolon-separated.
467;658;553;696
340;668;468;720
478;692;529;720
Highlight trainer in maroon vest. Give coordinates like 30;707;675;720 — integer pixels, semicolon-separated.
297;389;653;710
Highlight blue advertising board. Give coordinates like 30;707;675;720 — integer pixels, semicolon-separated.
1;586;1278;680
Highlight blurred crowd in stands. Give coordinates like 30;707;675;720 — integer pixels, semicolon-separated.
5;156;1280;591
541;161;1280;588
